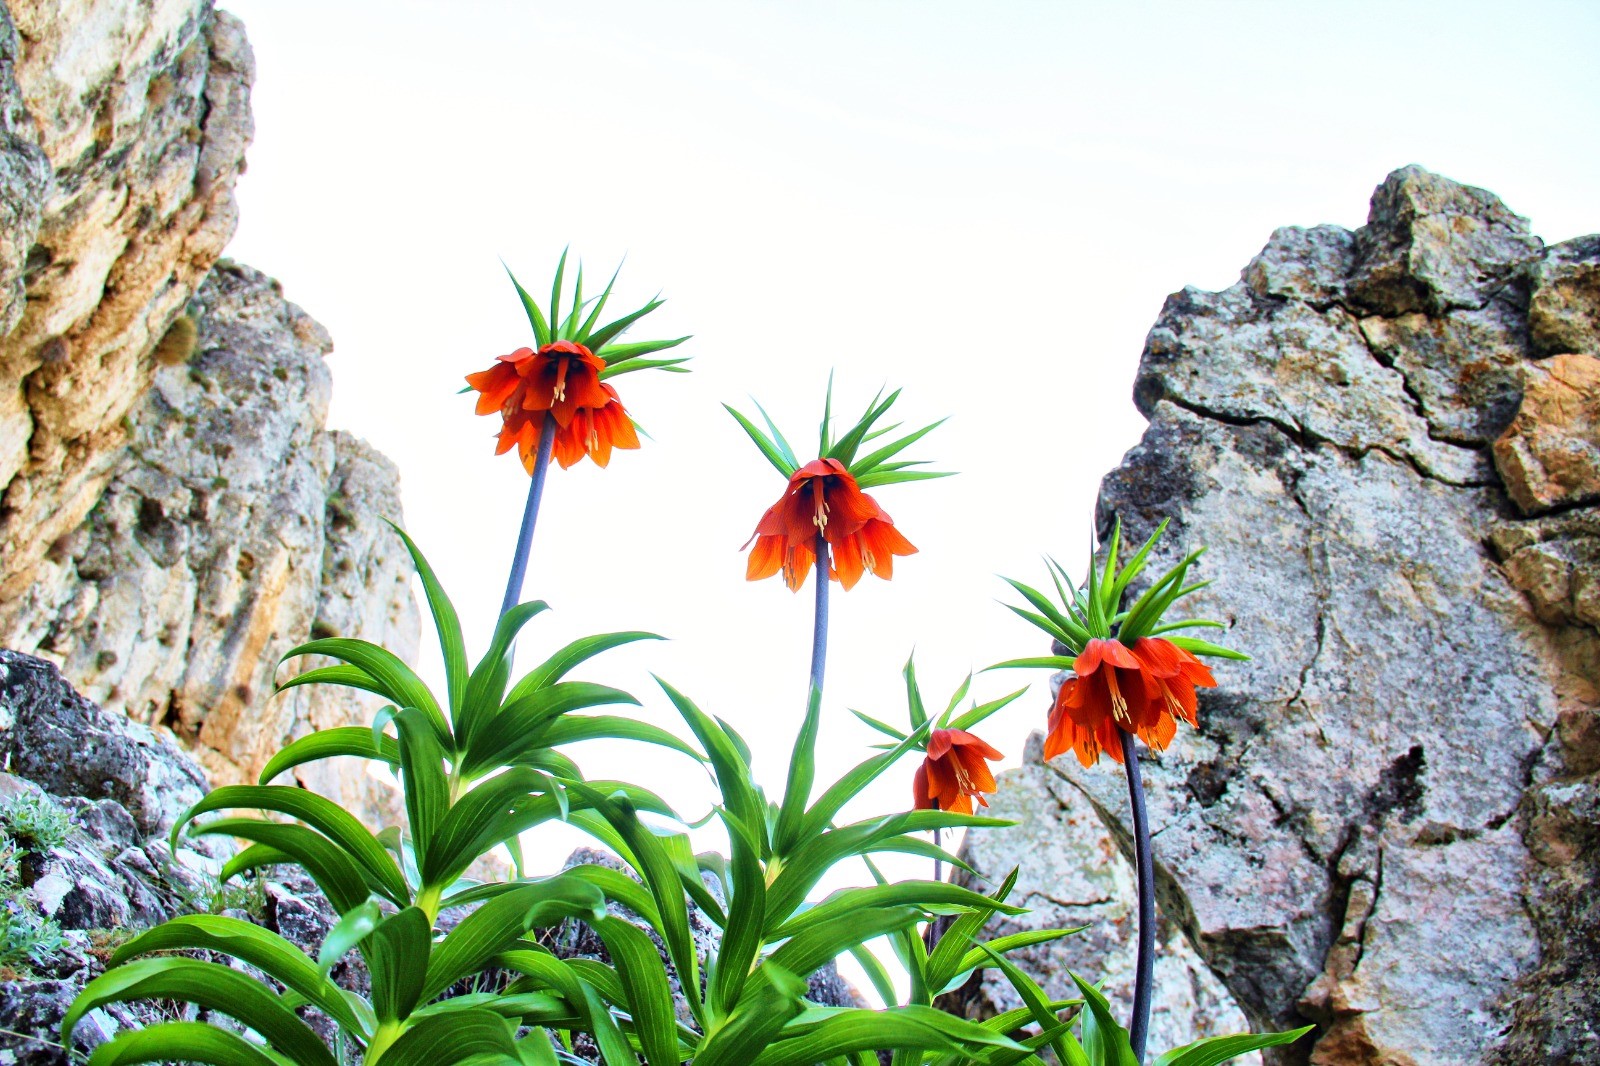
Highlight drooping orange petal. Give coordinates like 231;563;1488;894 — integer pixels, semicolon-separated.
831;533;866;590
949;730;1003;762
912;761;933;810
1131;636;1182;679
746;535;786;582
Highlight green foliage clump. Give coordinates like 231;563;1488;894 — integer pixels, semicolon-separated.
0;792;73;972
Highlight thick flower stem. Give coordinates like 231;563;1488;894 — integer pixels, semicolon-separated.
1121;728;1154;1063
933;824;942;882
808;531;829;695
499;413;557;617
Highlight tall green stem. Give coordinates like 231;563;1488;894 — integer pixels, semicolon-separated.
499;413;556;617
1121;728;1154;1063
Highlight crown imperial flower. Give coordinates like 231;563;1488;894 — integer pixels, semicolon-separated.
744;458;916;590
464;253;688;472
729;381;948;592
913;727;1003;814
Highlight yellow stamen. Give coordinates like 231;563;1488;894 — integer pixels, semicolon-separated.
812;487;829;530
1106;668;1131;725
552;357;569;403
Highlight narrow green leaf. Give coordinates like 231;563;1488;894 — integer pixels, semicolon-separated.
507;632;663;704
461;682;641;778
279;637;451;751
1151;1026;1316;1066
505;262;551;346
387;523;469;724
86;1022;284;1066
586;295;666;352
774;684;823;856
66;960;336;1066
1164;635;1250;661
592;917;679;1066
726;404;800;477
368;907;432;1022
258;727;399;784
422;877;606;1001
382;1010;520;1066
108;915;361;1032
178;785;408;905
1069;972;1139;1066
948;688;1029;733
457;599;553;751
318;899;381;973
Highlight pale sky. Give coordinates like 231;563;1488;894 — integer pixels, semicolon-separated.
221;0;1599;992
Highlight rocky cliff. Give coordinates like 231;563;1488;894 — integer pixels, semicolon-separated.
959;168;1599;1066
0;1;417;827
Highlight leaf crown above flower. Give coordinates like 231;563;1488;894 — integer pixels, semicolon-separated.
853;655;1027;752
725;374;952;488
504;247;691;380
993;517;1249;675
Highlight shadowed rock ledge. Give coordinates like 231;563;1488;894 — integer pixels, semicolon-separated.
957;166;1600;1066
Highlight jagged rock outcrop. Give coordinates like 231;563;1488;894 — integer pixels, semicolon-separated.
2;260;419;826
970;167;1599;1065
0;0;252;619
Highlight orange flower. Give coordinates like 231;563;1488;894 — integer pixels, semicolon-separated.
1044;636;1216;768
913;728;1003;815
744;458;917;591
465;340;639;471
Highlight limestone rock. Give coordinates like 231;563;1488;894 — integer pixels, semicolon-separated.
978;168;1599;1065
1492;352;1600;515
0;0;252;631
946;733;1259;1063
3;261;419;830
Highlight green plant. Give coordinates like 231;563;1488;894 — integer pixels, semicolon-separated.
0;794;73;972
0;791;72;854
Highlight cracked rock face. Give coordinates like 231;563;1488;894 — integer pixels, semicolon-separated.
0;0;251;629
2;261;420;829
971;167;1599;1065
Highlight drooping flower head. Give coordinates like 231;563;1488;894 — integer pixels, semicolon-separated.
465;252;688;471
914;728;1003;814
855;657;1025;816
995;518;1243;768
730;381;948;591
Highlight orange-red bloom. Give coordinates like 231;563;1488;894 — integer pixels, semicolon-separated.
744;458;917;591
1044;636;1216;768
465;340;639;471
913;728;1003;815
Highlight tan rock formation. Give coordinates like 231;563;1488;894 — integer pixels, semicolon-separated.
3;261;419;827
0;0;251;623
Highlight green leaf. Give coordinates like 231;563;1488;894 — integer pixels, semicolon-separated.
422;772;580;887
108;915;362;1033
598;354;692;379
507;632;664;705
576;981;640;1066
948;688;1029;733
903;656;928;729
797;717;933;843
387;523;469;724
987;655;1079;672
747;1005;1027;1066
913;867;1018;991
953;927;1083;975
774;881;1019;941
381;1009;520;1066
825;387;896;468
753;400;801;470
563;784;701;1022
186;817;373;915
220;843;294;884
774;685;823;856
726;404;800;478
461;682;641;779
548;247;570;342
709;804;765;1013
849;709;907;742
1164;635;1250;661
458;600;553;752
656;679;764;854
318;899;381;973
258;726;399;784
594;335;690;362
1070;972;1139;1066
975;944;1087;1066
849;418;946;479
66;959;336;1066
693;965;808;1066
86;1022;286;1066
177;785;408;906
592;917;680;1066
505;262;551;347
279;637;451;751
422;877;607;1001
366;907;432;1023
534;715;702;762
1152;1027;1316;1066
586;295;666;352
846;943;897;1007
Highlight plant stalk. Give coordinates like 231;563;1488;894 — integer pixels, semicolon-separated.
499;413;557;617
809;531;829;695
1121;728;1154;1063
933;823;942;883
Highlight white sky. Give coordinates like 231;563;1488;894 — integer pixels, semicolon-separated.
221;0;1599;990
